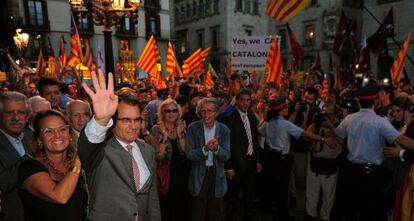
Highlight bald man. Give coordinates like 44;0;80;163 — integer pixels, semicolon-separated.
66;100;92;141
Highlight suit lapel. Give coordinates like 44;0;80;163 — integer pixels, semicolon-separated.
136;142;154;193
106;138;137;192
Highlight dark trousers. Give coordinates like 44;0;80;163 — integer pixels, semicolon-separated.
266;151;293;220
190;167;224;221
225;156;259;221
335;161;387;221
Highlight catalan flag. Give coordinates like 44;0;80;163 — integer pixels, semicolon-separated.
47;37;57;79
226;55;233;80
165;41;183;77
67;14;84;67
391;32;412;85
287;23;303;68
183;48;202;76
137;35;159;79
265;0;311;23
58;36;67;73
201;47;211;62
36;50;46;78
205;70;215;88
265;36;283;86
83;39;96;71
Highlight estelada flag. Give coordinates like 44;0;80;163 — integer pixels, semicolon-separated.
136;35;159;79
265;36;283;87
391;32;412;85
36;50;46;78
67;13;84;67
47;37;57;79
183;49;202;76
265;0;311;23
58;36;67;73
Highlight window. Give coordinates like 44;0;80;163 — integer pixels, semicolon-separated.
310;0;318;6
117;16;136;36
253;0;259;15
177;30;188;54
180;6;185;21
186;3;191;17
343;0;363;8
77;11;94;33
146;13;160;37
197;29;205;49
236;0;243;11
211;26;220;49
279;29;287;49
175;7;180;23
377;0;402;4
304;24;315;45
205;0;211;14
193;2;197;16
199;0;205;17
24;0;49;28
213;0;219;14
245;0;251;13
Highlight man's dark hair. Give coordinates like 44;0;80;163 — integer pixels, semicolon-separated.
359;99;376;109
236;88;252;100
304;87;319;98
37;78;60;95
175;95;190;106
113;95;141;121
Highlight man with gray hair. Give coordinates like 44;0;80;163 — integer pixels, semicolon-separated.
66;100;92;141
186;97;231;221
27;95;51;130
0;91;31;221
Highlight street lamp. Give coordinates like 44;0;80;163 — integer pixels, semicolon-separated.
69;0;140;85
13;29;30;57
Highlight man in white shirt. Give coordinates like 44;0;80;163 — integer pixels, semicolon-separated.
78;70;160;221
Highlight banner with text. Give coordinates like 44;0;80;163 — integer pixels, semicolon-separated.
231;36;276;71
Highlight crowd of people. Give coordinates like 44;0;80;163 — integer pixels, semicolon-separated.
2;69;414;221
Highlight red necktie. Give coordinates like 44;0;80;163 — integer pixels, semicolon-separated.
126;144;141;190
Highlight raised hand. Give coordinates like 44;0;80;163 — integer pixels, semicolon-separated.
82;69;118;126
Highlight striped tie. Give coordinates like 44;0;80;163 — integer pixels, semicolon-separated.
241;114;254;155
126;144;141;190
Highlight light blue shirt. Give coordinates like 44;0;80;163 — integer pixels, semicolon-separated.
335;108;401;165
258;118;303;154
0;129;25;157
202;123;216;167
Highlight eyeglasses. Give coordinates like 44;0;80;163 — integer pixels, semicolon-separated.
117;117;144;124
200;109;216;115
41;125;70;137
163;109;179;114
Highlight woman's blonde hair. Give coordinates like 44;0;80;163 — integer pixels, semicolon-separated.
157;98;182;123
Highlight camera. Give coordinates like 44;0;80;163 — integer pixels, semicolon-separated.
299;102;308;112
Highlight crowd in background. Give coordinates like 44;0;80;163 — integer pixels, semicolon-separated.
2;70;414;221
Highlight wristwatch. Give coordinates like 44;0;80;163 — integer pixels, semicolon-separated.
320;137;325;143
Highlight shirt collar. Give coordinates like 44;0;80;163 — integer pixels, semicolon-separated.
203;121;216;131
116;138;136;150
0;128;24;142
360;108;376;114
236;108;248;117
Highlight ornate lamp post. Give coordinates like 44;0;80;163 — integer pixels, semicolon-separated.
69;0;140;84
13;29;30;57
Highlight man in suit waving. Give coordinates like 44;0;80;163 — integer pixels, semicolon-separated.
186;97;231;221
78;70;160;221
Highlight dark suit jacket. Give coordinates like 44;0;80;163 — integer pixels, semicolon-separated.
185;120;231;198
0;130;31;221
78;131;161;221
222;110;261;172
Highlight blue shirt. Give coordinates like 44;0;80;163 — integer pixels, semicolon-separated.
144;98;163;128
202;123;216;167
0;129;26;157
258;118;303;154
335;108;401;165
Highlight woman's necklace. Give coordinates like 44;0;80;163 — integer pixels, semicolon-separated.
42;156;69;178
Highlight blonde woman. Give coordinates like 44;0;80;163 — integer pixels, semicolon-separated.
151;98;188;221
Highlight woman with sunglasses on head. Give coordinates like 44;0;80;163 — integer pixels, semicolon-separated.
18;110;87;221
151;98;188;221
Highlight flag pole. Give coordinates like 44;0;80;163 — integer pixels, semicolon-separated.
363;5;414;65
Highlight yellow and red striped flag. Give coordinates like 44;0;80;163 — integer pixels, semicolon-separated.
226;55;233;80
58;36;67;73
201;47;211;62
265;36;283;86
36;50;46;78
83;39;96;71
165;41;183;78
67;14;84;67
265;0;311;23
391;32;412;85
205;70;215;88
183;48;202;76
137;35;159;79
47;37;57;79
